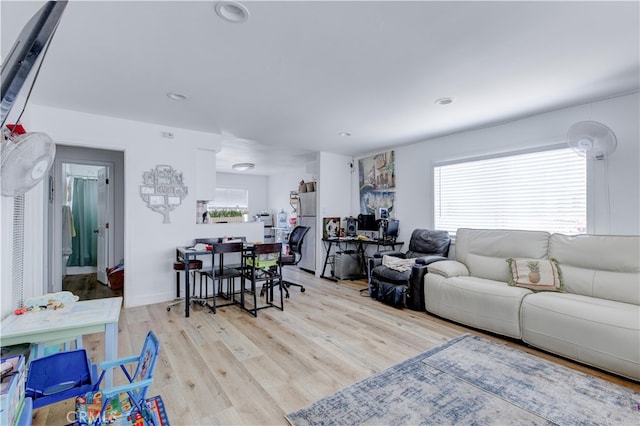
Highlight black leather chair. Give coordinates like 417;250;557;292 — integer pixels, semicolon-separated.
275;225;310;298
368;229;451;310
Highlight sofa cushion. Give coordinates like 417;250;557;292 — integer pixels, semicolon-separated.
427;260;470;278
521;292;640;381
455;228;550;282
506;258;563;292
549;233;640;305
424;274;532;339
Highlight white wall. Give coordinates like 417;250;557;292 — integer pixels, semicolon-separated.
0;105;269;315
268;169;313;221
318;151;353;274
352;93;639;245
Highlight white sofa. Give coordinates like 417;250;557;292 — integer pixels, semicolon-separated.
424;228;640;381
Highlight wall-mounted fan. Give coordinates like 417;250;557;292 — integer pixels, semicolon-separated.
567;120;617;160
1;131;56;196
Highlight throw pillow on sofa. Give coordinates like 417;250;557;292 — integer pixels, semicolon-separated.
506;258;563;292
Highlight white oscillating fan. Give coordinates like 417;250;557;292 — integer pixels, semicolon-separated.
1;131;56;196
567;120;617;160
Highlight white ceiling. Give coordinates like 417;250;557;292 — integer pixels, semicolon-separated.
2;1;638;175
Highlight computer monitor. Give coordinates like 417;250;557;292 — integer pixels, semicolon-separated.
357;214;377;232
384;219;399;241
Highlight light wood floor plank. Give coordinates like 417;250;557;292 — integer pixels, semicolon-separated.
33;268;639;425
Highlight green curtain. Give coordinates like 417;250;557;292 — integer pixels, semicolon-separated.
67;178;98;267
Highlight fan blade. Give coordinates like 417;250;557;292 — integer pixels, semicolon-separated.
1;132;55;196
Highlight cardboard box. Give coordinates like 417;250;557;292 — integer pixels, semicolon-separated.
1;355;25;426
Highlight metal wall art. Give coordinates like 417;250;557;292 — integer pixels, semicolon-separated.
140;165;188;223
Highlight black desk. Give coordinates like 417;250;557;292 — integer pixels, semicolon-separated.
320;237;403;281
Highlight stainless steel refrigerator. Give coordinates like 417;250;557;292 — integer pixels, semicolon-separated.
297;191;316;272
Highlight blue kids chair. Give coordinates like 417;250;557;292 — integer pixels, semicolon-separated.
26;331;164;425
74;331;162;425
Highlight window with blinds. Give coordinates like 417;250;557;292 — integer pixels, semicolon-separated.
208;187;249;209
434;147;586;235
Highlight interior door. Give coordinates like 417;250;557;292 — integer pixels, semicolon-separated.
96;167;109;284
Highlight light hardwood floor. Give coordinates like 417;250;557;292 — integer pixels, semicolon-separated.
32;268;639;425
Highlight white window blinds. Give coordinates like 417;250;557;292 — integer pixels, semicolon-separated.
434;147;586;234
208;187;248;209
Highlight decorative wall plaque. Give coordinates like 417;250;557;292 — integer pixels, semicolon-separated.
140;165;188;223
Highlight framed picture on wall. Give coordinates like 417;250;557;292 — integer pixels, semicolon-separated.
322;217;341;239
359;150;396;215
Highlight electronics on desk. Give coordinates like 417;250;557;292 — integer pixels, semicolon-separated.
384;218;399;242
357;214;377;231
346;217;358;236
356;214;378;239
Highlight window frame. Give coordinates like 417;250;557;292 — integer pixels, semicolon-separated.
206;187;250;221
432;143;587;236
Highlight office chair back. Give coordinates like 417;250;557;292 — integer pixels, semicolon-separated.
285;226;310;265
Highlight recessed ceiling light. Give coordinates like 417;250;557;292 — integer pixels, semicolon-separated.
435;97;453;105
167;92;187;101
215;1;249;23
339;132;352;137
232;162;255;171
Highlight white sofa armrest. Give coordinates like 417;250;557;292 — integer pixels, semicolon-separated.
427;260;470;278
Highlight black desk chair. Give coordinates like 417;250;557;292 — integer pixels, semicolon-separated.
276;225;310;298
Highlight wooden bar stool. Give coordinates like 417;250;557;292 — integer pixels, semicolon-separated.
166;259;203;311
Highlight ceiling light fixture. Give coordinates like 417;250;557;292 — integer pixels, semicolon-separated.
435;97;453;105
339;132;351;137
232;162;255;171
167;92;187;101
215;1;249;23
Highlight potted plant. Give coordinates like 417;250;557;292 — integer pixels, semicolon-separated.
208;209;245;223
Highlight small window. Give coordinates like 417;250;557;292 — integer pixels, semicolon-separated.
208;187;248;209
207;187;249;220
434;147;586;234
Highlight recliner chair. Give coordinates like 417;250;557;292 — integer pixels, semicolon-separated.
368;229;451;310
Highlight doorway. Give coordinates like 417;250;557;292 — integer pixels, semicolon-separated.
49;145;124;301
62;163;107;276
